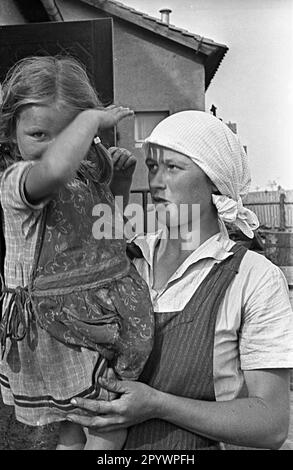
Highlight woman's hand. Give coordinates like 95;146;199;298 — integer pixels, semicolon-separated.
66;377;164;432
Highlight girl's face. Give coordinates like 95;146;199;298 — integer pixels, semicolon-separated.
146;145;214;228
15;102;77;161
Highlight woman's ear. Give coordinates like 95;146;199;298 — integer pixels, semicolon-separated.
207;176;220;195
11;128;17;145
10;131;20;159
211;182;221;195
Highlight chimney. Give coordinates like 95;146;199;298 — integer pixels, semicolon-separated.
159;8;172;25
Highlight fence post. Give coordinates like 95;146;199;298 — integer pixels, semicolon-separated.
280;192;286;231
142;190;149;233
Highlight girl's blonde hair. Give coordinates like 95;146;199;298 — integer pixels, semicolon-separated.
0;55;112;182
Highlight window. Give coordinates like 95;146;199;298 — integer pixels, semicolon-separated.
134;111;169;147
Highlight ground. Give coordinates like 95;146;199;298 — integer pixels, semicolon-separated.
0;395;59;450
1;391;293;450
281;391;293;450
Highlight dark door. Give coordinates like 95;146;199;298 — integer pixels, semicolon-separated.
0;18;114;145
0;19;114;313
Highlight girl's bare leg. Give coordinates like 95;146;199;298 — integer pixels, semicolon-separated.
56;421;86;450
84;427;127;450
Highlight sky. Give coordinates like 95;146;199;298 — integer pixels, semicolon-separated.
122;0;293;190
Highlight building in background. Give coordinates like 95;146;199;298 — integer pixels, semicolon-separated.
0;0;228;189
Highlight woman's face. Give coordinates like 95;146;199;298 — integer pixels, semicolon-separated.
146;145;214;228
15;102;77;161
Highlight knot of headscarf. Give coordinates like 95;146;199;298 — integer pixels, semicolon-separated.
143;110;259;239
212;194;259;239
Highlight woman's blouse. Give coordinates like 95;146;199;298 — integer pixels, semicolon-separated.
132;229;293;401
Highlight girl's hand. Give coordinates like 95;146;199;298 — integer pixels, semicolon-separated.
96;105;134;130
108;147;137;205
66;377;164;432
108;147;137;181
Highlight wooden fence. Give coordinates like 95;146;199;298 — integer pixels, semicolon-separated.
243;190;293;229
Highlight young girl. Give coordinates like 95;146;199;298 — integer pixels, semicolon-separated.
0;56;154;450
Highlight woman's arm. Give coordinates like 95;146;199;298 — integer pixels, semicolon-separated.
25;107;133;204
67;368;290;450
156;368;290;449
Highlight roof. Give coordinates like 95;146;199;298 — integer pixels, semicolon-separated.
80;0;228;89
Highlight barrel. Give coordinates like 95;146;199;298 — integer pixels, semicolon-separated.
263;230;293;298
263;230;293;390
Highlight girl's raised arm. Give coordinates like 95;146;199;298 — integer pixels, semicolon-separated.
24;106;133;204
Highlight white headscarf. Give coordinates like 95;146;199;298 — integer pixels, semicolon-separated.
143;110;259;239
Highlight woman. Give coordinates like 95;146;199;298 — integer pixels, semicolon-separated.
66;111;293;450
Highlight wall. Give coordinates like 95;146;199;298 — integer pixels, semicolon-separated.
112;21;205;189
55;0;100;19
55;0;205;189
0;0;26;24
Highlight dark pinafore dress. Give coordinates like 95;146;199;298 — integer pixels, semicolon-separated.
0;163;154;421
125;243;247;450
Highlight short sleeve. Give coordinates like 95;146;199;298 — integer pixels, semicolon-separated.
240;259;293;370
0;161;50;212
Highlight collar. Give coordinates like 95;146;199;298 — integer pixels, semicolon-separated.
132;227;235;280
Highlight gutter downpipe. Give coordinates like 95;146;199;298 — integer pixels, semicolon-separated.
40;0;64;21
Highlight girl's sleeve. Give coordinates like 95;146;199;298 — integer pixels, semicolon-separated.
0;161;50;212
